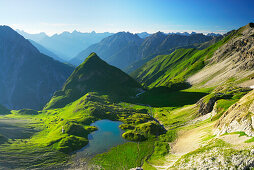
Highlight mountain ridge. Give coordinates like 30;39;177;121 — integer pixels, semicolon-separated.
18;30;114;60
71;31;215;70
0;26;74;109
70;32;143;69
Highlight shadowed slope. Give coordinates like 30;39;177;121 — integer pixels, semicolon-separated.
0;26;74;110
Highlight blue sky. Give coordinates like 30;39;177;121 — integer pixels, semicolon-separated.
0;0;253;35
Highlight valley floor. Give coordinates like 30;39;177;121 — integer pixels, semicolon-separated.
0;88;254;170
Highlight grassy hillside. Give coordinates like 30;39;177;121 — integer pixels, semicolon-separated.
132;31;235;89
45;53;141;109
0;93;164;169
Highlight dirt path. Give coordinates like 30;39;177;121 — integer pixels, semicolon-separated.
152;125;254;170
152;122;213;170
218;134;254;149
171;128;206;155
151;114;217;170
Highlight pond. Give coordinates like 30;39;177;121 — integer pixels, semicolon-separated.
75;119;127;159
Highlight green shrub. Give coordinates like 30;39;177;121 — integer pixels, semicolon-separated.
121;113;152;124
153;141;170;157
122;131;146;141
85;126;98;132
64;122;88;138
58;135;88;153
80;116;96;124
135;121;166;137
119;124;135;130
159;129;177;142
17;109;38;115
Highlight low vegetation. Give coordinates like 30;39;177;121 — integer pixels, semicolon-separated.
91;141;154;169
0;92;162;168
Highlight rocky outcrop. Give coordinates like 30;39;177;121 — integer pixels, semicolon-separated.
211;24;254;71
188;23;254;87
196;92;231;115
196;96;217;115
173;147;254;170
215;90;254;136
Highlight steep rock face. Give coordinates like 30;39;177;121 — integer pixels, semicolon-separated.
188;23;254;87
45;53;141;109
196;96;217;115
215;90;254;136
0;26;74;110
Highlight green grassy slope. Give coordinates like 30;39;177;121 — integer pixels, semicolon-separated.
0;93;164;169
131;31;235;89
45;53;141;109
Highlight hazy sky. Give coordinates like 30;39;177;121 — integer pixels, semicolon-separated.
0;0;253;35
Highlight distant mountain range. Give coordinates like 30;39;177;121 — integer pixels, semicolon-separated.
0;26;74;110
17;30;114;60
70;32;144;69
17;29;222;69
137;32;151;38
70;31;218;70
28;39;66;62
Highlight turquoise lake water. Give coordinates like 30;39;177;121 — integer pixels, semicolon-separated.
75;119;127;158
